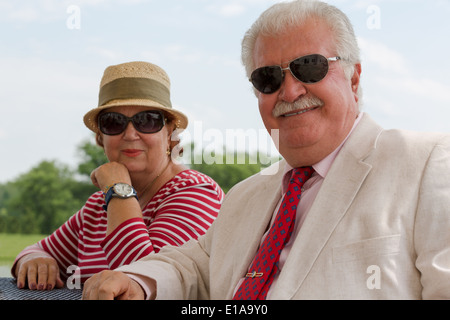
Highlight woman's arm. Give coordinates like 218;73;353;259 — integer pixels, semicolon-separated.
12;210;83;290
100;171;223;269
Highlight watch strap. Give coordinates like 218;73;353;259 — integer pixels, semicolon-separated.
102;183;137;211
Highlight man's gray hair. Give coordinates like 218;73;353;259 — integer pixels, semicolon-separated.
241;0;362;104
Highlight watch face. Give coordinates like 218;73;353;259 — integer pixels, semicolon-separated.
113;183;133;196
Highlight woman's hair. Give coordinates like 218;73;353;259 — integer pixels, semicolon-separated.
241;0;362;104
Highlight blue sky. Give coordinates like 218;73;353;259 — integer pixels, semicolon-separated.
0;0;449;183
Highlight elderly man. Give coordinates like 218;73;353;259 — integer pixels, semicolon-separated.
83;0;450;300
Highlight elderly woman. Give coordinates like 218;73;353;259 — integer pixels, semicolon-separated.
12;61;224;290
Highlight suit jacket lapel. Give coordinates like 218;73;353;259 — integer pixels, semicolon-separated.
270;113;383;299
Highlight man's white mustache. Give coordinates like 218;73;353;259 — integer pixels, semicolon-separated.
272;95;324;117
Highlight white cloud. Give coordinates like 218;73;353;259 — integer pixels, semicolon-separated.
401;79;450;104
7;5;39;22
0;0;63;23
0;0;148;23
85;46;124;61
218;4;246;17
204;0;283;18
141;44;204;65
164;45;203;63
358;37;409;75
0;56;98;182
377;77;450;104
357;36;450;132
358;38;450;106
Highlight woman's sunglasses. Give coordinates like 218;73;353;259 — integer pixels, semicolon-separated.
250;54;341;94
98;110;166;135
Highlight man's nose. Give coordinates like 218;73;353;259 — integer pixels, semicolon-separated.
278;70;308;103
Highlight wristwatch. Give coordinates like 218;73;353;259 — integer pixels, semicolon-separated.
103;183;138;211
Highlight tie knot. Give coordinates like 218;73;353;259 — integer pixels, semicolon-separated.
290;166;314;187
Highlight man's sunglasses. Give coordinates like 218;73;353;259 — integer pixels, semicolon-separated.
250;54;341;94
98;110;166;135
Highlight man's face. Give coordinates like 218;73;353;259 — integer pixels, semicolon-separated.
253;18;361;167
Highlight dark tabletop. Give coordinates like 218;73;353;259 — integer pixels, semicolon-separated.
0;277;82;300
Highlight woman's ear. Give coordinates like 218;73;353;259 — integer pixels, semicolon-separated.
168;125;183;158
96;133;104;148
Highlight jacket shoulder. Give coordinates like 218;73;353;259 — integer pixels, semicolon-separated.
376;129;450;157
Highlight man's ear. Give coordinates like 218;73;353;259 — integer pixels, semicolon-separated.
351;63;362;103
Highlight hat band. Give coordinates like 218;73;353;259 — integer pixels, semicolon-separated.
98;77;172;108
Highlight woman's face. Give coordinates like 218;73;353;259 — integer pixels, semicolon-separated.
100;105;172;175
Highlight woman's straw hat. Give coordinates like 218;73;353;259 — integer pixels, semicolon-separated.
84;61;188;133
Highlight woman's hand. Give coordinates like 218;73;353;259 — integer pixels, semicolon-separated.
15;253;64;290
90;162;132;191
91;161;141;236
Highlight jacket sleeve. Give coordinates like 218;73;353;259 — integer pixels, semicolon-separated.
414;135;450;299
116;235;213;300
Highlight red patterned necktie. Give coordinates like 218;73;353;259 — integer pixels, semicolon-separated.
233;166;314;300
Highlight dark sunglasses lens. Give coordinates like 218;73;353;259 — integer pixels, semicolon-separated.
98;113;127;135
290;54;329;84
251;66;283;94
133;111;164;133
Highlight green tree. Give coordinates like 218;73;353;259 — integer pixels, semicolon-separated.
5;161;82;234
0;138;279;234
0;139;106;234
73;138;108;200
186;144;281;193
0;181;19;233
76;138;108;178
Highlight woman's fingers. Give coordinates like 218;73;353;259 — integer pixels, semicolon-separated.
16;254;61;290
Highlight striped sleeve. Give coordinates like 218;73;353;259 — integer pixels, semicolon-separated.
146;170;224;251
11;243;52;277
101;170;224;267
38;208;85;279
11;207;83;280
101;217;153;270
11;171;223;281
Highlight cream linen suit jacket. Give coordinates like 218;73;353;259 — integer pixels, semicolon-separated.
119;113;450;299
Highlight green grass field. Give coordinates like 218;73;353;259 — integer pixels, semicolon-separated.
0;233;46;277
0;233;46;264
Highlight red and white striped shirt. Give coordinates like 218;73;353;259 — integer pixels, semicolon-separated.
13;170;224;283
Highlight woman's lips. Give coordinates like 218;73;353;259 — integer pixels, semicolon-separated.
122;149;143;157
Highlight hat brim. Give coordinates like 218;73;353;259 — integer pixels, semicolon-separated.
83;98;188;133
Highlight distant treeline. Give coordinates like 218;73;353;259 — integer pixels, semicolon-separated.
0;140;280;234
